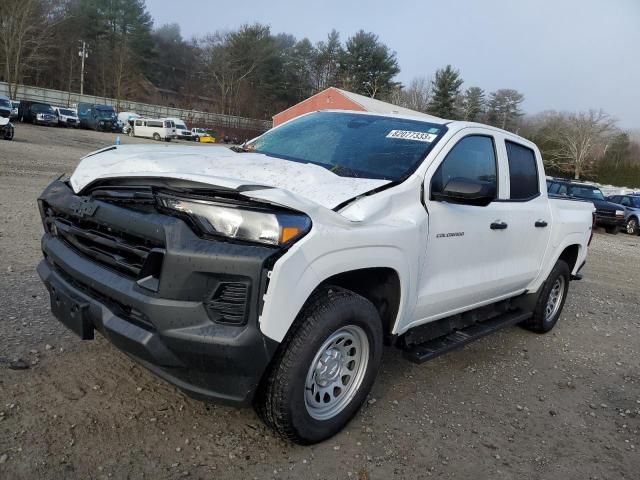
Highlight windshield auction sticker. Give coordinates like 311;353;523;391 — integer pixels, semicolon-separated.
386;130;438;142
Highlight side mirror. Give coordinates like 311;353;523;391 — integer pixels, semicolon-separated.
432;177;496;207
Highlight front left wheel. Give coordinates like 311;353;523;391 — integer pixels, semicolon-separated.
255;287;383;445
626;217;639;235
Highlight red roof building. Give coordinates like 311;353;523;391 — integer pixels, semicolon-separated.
273;87;438;127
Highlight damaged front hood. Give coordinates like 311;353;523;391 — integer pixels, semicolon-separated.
70;145;389;210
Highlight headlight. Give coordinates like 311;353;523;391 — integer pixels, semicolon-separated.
157;196;311;246
615;210;624;216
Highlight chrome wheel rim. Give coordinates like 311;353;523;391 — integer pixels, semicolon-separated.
627;219;637;234
304;325;369;421
545;276;565;322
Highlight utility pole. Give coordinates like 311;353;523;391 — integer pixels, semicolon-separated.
79;41;88;95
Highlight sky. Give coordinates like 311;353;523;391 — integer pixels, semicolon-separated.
146;0;640;129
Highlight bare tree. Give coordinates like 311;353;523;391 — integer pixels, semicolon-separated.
0;0;57;98
397;76;431;112
543;110;616;179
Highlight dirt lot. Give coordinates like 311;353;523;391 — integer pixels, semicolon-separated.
1;124;639;479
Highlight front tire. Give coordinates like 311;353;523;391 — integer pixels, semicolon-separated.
605;225;619;235
521;260;570;333
195;136;200;142
256;287;383;445
626;217;639;235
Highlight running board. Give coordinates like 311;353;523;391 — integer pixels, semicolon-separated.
403;309;532;364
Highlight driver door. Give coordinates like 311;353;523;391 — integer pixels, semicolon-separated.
413;130;523;323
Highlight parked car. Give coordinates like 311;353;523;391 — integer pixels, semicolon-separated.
607;194;640;235
54;107;79;128
129;118;175;141
18;101;58;126
10;101;19;120
547;178;624;234
164;117;192;140
0;95;12;118
37;111;593;444
0;117;14;140
77;103;119;131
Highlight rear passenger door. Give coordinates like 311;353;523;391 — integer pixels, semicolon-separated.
498;137;552;286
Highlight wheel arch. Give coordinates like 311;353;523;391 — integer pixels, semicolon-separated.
317;267;401;339
558;243;581;272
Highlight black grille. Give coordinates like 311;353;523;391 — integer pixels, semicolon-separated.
206;283;249;325
45;208;164;280
596;209;616;218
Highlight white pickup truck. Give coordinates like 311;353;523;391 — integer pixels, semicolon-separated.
37;110;593;444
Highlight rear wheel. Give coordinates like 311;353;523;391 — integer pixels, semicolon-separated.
626;217;639;235
256;287;383;445
521;260;570;333
153;133;160;141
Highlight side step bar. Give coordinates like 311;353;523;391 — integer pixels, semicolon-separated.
403;309;532;364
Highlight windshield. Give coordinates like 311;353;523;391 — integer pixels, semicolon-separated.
96;106;115;118
59;109;75;116
0;98;11;108
176;123;187;129
570;186;605;201
32;104;55;114
194;128;206;133
246;111;445;180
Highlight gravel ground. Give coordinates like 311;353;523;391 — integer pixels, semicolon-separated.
1;124;639;479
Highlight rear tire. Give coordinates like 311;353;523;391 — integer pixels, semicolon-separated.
255;287;383;445
153;133;160;141
521;260;570;333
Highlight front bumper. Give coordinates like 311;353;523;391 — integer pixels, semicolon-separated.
37;181;280;404
595;214;624;228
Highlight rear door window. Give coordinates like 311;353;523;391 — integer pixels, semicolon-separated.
505;141;539;200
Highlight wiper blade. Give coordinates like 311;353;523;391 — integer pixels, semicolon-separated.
231;143;257;153
330;164;360;178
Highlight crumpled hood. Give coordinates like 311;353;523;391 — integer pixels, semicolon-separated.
70;145;389;210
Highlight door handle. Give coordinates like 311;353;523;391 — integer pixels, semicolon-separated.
535;220;548;228
490;221;508;230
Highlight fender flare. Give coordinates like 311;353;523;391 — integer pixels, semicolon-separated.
258;245;412;343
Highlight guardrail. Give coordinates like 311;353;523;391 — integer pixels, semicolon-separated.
0;81;272;132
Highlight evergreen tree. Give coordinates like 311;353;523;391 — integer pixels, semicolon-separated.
340;30;400;98
462;86;485;121
486;88;525;131
427;65;463;118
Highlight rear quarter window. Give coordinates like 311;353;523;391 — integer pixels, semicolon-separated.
506;141;539;200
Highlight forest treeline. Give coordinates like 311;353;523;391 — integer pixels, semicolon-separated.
0;0;638;186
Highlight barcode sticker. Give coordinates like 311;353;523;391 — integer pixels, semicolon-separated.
386;130;437;142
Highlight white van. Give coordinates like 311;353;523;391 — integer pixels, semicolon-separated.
131;118;176;141
164;117;193;140
53;107;79;128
